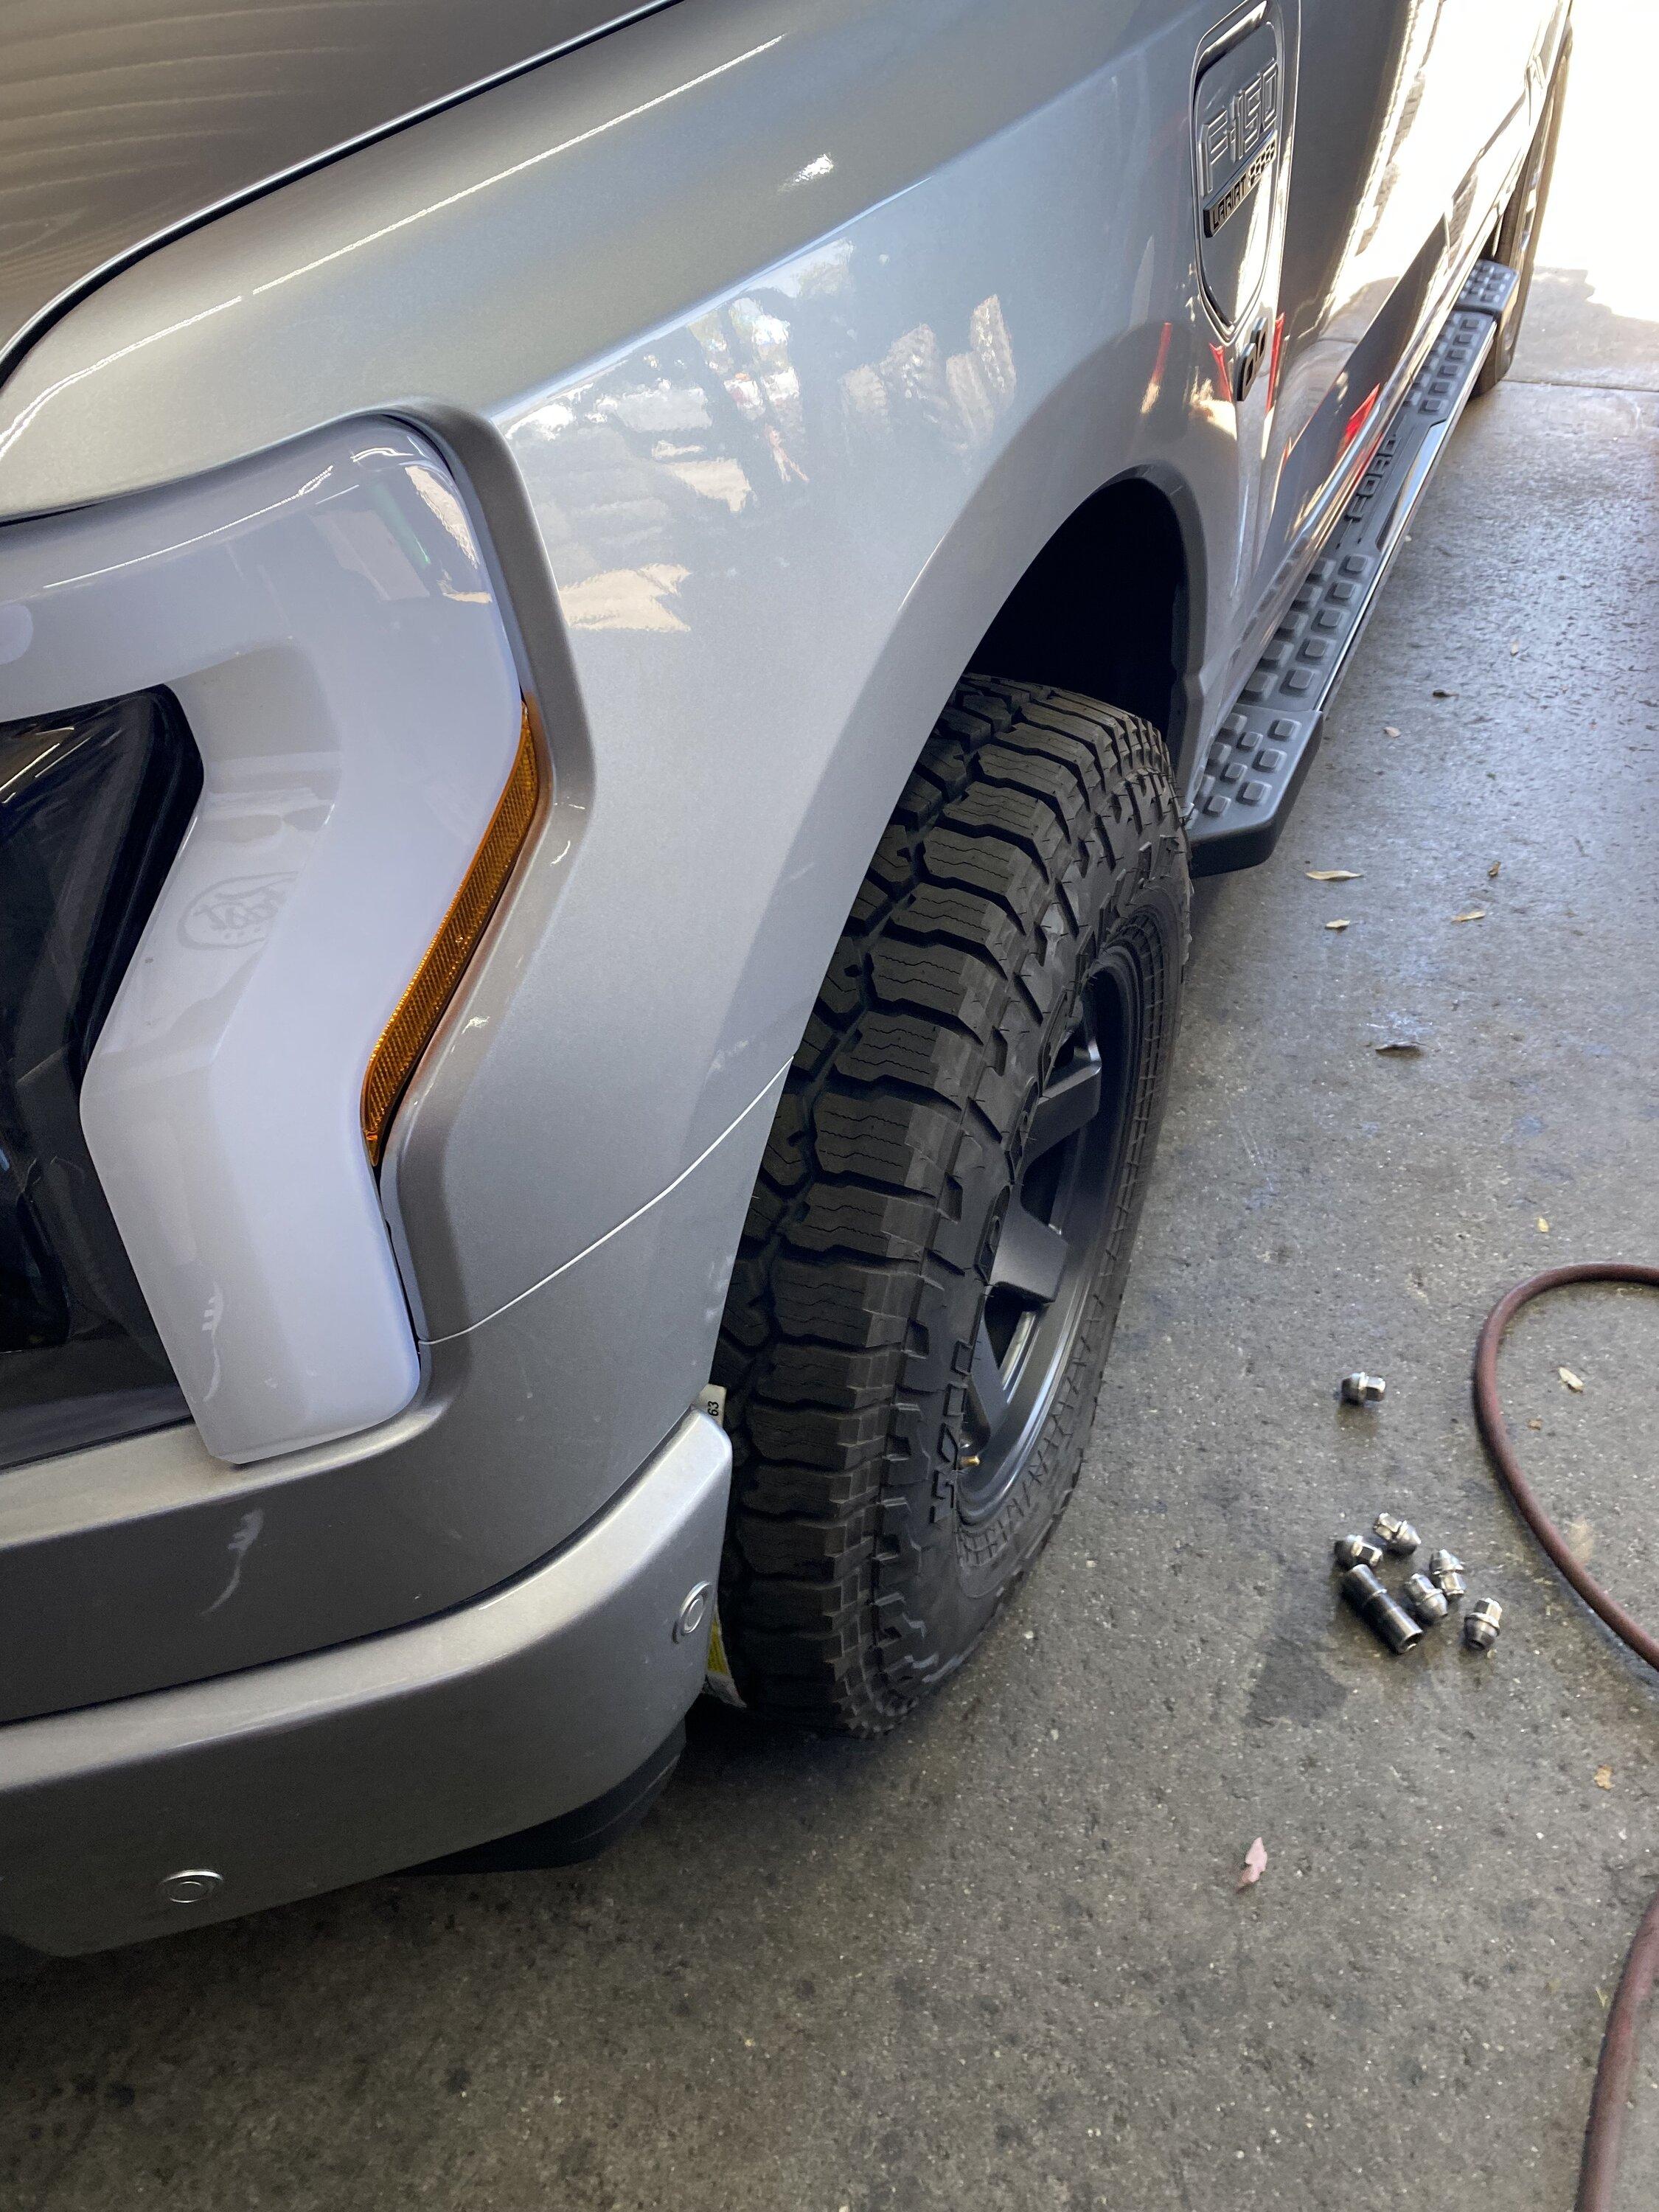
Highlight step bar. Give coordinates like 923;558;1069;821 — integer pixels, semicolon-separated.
1188;258;1519;876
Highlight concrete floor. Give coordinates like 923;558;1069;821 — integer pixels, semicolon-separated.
5;10;1658;2209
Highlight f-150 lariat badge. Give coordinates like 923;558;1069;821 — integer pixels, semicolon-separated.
1194;13;1287;333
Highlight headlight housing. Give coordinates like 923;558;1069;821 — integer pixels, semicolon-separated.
0;423;528;1464
0;690;199;1470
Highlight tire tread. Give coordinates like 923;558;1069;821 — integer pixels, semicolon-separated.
714;677;1185;1732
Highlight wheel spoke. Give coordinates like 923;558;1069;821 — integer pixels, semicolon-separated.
990;1201;1068;1304
969;1324;1009;1430
1026;1040;1102;1161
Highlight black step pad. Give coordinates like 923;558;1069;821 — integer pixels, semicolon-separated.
1189;259;1519;876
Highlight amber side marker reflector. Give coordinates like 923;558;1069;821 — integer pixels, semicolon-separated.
361;705;540;1165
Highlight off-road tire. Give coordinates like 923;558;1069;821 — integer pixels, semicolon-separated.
1475;34;1570;395
712;676;1189;1734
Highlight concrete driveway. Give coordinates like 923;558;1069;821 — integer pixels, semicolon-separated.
4;4;1657;2207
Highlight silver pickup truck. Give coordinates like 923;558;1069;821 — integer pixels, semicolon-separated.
0;0;1569;1953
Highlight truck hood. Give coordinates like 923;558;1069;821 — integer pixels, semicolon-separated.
0;0;663;383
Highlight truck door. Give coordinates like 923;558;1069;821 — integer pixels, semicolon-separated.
1234;0;1543;641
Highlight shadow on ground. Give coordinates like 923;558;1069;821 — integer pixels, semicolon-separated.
1514;266;1659;391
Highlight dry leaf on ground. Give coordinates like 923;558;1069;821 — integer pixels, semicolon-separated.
1559;1366;1585;1394
1451;908;1486;923
1237;1837;1268;1891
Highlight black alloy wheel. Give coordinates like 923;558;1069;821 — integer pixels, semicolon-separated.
962;955;1141;1526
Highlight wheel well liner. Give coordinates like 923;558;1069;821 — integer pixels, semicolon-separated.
969;476;1190;758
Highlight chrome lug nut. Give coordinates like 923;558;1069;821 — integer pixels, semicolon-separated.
1429;1548;1467;1601
1373;1512;1421;1556
1340;1372;1386;1405
1402;1571;1449;1626
1340;1563;1425;1654
1334;1534;1385;1571
1464;1597;1503;1652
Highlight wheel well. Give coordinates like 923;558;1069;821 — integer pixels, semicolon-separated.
969;476;1190;757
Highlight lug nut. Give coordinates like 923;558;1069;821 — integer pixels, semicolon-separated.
1429;1548;1467;1601
1402;1571;1449;1626
1340;1563;1424;1654
1373;1512;1420;1556
1334;1534;1385;1571
1341;1372;1386;1405
1464;1597;1503;1652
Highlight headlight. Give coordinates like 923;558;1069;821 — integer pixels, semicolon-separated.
0;690;198;1471
0;423;529;1464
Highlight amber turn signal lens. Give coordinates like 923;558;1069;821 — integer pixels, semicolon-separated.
361;705;540;1165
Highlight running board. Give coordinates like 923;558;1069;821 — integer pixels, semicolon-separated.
1188;257;1519;875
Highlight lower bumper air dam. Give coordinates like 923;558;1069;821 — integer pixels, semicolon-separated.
0;1410;728;1955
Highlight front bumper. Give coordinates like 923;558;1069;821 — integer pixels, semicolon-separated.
0;1409;728;1956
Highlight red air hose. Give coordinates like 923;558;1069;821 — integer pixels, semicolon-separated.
1471;1262;1659;2212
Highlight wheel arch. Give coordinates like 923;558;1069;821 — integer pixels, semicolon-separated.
967;470;1202;787
714;344;1216;1157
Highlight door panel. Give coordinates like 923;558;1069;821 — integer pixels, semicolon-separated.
1244;0;1541;632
